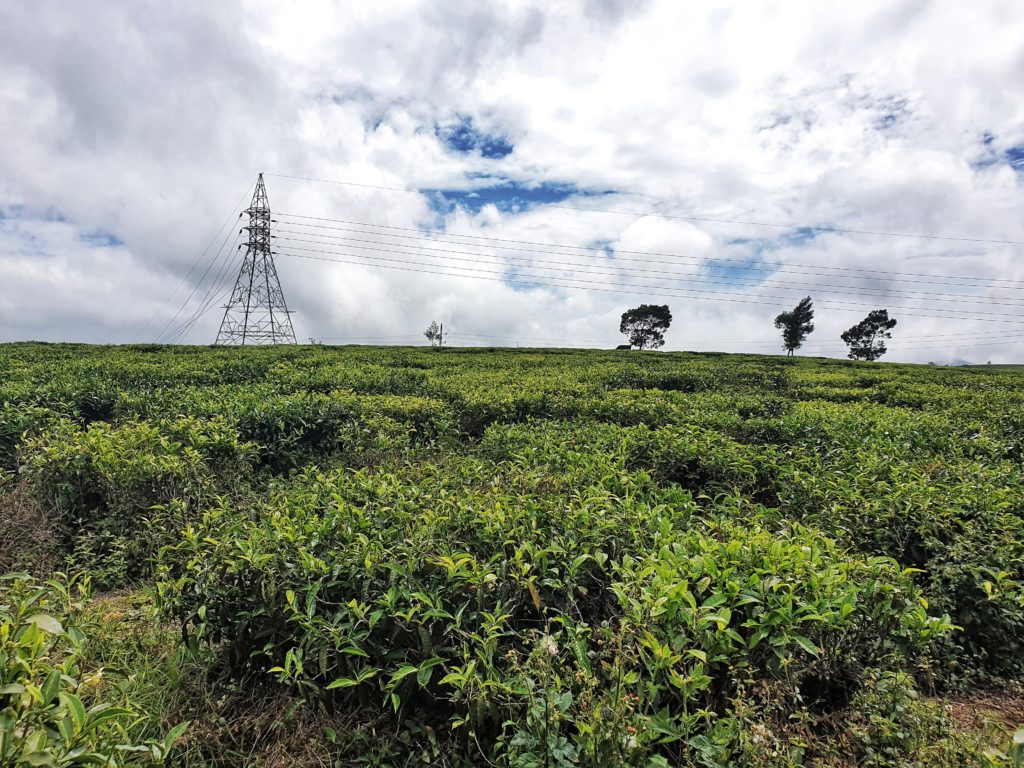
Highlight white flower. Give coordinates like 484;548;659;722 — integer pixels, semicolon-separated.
540;635;558;657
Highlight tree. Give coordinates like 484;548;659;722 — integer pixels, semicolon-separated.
841;310;896;361
773;296;815;355
423;321;446;348
619;304;672;350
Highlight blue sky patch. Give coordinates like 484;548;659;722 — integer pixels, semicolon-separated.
436;116;514;159
876;112;898;129
417;181;617;292
421;180;611;215
725;225;818;252
704;256;782;284
79;229;124;248
971;133;1024;173
872;96;909;131
1008;144;1024;173
586;239;615;259
710;230;816;284
501;265;551;293
779;226;819;245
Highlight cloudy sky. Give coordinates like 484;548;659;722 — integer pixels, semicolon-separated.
2;0;1023;362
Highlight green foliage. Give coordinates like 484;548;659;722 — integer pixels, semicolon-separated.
772;402;1024;676
2;342;1023;764
842;309;898;361
154;452;950;764
0;404;60;471
833;671;996;767
19;417;253;586
0;573;186;766
619;305;673;350
773;296;815;356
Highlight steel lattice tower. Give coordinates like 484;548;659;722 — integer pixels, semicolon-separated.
215;174;297;345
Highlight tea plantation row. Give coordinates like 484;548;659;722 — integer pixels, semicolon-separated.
1;343;1022;766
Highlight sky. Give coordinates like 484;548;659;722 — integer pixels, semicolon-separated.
2;0;1024;362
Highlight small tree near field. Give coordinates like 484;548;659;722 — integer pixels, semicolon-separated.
424;321;446;348
841;310;896;361
619;305;672;350
773;296;815;355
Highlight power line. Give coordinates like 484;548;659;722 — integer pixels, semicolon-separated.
325;326;1024;344
266;173;1024;247
143;181;254;336
273;239;1024;320
311;335;1024;352
309;322;1024;353
273;245;1024;325
885;339;1024;352
166;286;234;343
316;329;1024;346
272;231;1024;309
160;234;242;343
275;214;1024;291
155;224;243;342
163;253;241;343
184;238;250;333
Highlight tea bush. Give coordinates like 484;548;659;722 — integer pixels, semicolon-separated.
773;423;1024;676
19;416;254;585
1;342;1022;764
0;403;60;471
155;456;952;764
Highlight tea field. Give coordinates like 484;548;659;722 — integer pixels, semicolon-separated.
2;342;1023;766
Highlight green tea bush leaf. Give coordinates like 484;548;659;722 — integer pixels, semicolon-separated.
19;417;253;586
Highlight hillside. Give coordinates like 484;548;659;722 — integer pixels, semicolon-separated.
2;343;1022;766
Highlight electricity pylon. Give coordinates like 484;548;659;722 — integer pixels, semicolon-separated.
215;174;297;345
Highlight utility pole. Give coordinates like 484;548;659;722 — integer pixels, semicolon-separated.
216;174;297;345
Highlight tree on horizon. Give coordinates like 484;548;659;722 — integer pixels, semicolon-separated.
841;309;897;361
424;321;446;348
619;304;672;350
773;296;815;355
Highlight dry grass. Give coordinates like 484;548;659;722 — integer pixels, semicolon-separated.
0;478;58;574
946;685;1024;735
83;590;354;767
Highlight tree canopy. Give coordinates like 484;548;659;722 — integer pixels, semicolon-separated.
423;321;445;348
619;304;672;350
773;296;815;355
841;309;897;361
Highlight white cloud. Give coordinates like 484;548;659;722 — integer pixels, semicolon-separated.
1;0;1023;362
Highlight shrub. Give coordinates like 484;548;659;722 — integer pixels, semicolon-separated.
154;458;950;765
776;449;1024;678
3;341;1024;762
20;417;253;586
0;404;60;471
